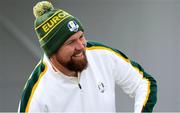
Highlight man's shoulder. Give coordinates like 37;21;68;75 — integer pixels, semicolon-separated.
86;41;128;60
87;41;106;47
19;60;47;112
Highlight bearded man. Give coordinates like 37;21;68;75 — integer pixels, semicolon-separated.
18;1;157;113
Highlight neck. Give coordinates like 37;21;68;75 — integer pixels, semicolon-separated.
50;56;78;77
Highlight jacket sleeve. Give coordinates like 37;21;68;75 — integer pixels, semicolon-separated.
111;50;157;112
18;60;47;112
18;97;44;113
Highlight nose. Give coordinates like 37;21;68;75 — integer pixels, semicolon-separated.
75;39;85;51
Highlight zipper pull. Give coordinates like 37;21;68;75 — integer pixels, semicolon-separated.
78;83;82;89
77;72;82;89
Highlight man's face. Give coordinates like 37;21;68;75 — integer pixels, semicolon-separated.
54;31;88;72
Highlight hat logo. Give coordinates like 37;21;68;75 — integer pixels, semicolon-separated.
67;20;79;32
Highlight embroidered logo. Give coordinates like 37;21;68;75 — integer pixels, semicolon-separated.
67;20;79;32
98;82;105;93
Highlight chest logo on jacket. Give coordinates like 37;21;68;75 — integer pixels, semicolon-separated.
98;82;105;93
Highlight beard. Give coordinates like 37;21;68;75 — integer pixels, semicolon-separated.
57;50;88;72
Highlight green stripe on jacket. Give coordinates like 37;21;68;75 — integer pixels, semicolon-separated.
19;60;46;112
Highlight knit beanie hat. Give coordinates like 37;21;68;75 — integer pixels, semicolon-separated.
33;1;84;57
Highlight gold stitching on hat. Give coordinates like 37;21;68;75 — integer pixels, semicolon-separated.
39;15;70;41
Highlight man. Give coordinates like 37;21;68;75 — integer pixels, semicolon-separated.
18;1;157;112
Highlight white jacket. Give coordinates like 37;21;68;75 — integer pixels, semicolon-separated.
18;41;157;112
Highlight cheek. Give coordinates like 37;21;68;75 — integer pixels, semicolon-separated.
81;38;87;45
57;47;74;61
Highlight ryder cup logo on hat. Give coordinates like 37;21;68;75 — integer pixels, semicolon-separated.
67;20;79;32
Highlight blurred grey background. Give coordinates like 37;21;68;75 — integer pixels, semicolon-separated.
0;0;179;112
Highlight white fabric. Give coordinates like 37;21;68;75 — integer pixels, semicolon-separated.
26;49;149;112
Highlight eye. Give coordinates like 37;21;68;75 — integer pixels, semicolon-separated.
65;40;74;45
79;34;84;40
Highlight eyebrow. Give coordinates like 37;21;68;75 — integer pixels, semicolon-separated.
64;39;74;45
64;32;84;45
